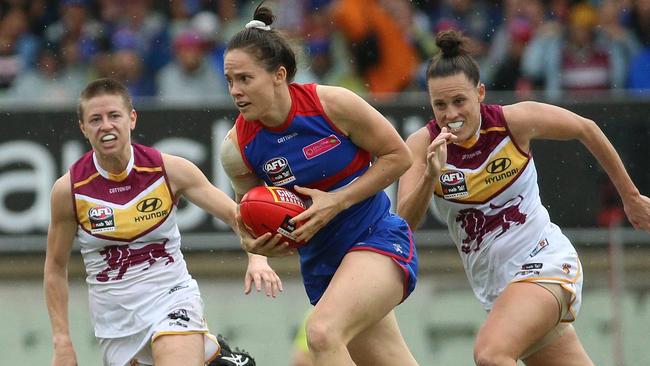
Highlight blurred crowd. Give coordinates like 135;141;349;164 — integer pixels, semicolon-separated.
0;0;649;105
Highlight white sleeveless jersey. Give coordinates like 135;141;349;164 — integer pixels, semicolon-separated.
429;104;582;319
70;144;195;338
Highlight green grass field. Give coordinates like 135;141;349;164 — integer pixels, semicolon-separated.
3;272;649;365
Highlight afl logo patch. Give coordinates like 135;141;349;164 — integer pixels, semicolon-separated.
440;171;465;185
264;157;289;173
89;205;113;220
137;198;162;213
263;157;296;186
486;158;511;174
88;205;116;233
440;171;469;199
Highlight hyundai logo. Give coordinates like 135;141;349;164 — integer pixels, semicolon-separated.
486;158;511;174
137;198;162;213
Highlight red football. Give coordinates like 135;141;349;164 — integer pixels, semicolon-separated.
239;186;307;248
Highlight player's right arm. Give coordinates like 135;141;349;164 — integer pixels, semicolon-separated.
219;129;263;201
397;128;437;229
44;173;78;366
220;129;290;297
397;126;456;229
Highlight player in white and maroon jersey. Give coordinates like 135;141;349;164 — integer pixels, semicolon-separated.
398;30;650;366
44;78;270;366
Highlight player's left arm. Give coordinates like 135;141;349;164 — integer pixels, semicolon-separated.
291;85;412;242
504;101;650;231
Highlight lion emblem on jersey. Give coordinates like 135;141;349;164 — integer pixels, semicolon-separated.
96;239;174;282
456;195;527;253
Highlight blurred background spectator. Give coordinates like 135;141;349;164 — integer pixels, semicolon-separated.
482;0;545;97
330;0;420;99
0;5;38;93
626;0;650;93
157;29;227;103
522;1;633;100
429;0;500;62
106;28;156;99
43;0;102;65
6;42;86;103
0;0;648;103
489;17;535;97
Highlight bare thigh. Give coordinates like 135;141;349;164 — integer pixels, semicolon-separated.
309;251;410;352
523;325;594;366
152;333;204;366
347;311;418;366
475;282;561;359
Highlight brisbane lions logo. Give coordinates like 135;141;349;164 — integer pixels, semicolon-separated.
96;239;174;282
456;195;527;253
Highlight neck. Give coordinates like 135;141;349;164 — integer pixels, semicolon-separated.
95;145;131;174
260;84;292;127
455;130;480;148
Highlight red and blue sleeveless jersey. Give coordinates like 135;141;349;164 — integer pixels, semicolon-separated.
236;83;371;191
235;83;393;274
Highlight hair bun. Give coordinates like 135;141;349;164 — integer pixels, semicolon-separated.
436;30;463;58
253;5;275;27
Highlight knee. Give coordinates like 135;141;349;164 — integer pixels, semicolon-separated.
473;345;515;366
305;316;343;353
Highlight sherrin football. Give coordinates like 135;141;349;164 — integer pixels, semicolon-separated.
239;186;307;248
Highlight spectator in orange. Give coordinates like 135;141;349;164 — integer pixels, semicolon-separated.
331;0;419;98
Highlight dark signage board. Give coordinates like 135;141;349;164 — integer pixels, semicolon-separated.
2;100;649;241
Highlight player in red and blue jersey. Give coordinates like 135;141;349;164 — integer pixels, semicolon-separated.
220;5;419;366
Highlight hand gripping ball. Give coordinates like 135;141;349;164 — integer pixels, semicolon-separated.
239;186;307;248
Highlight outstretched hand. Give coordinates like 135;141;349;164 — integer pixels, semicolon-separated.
244;254;284;298
290;185;343;243
623;193;650;232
